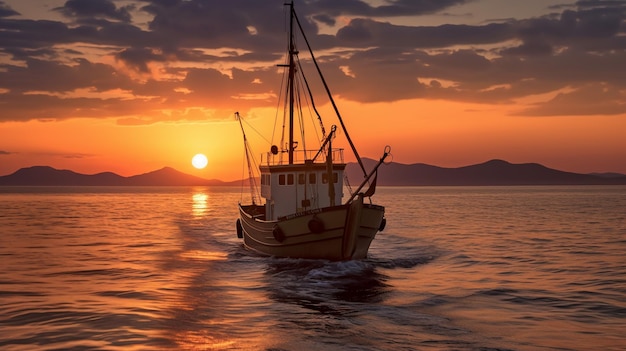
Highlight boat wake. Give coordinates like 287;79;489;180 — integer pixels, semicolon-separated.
368;233;440;268
264;240;435;310
265;258;390;318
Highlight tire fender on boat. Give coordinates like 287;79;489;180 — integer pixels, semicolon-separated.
308;216;325;234
273;225;286;243
236;219;243;239
378;217;386;232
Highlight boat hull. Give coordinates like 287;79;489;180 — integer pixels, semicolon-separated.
238;199;384;260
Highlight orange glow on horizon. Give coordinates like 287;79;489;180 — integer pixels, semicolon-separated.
2;97;626;180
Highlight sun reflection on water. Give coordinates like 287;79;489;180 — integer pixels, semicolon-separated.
179;250;228;261
174;330;236;350
192;191;209;217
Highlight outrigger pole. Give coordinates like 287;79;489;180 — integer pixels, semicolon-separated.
347;146;391;202
235;112;259;205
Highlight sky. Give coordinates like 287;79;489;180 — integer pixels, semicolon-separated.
1;0;625;180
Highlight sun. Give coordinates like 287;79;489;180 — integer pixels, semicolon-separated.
191;153;208;169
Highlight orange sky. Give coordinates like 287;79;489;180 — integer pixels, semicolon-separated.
1;0;625;180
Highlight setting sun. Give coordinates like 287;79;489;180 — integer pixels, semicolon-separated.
191;154;208;169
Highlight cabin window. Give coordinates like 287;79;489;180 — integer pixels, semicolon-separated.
298;173;305;185
279;174;285;185
309;173;316;184
287;174;294;185
322;172;339;184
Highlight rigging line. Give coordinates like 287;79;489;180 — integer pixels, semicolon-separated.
292;8;367;177
279;62;288;153
248;150;262;203
344;173;354;198
242;145;261;204
275;31;292;154
295;59;323;144
281;89;288;152
237;120;249;203
295;76;307;154
280;56;290;154
300;78;322;145
272;60;287;147
247;147;261;203
241;117;271;145
296;58;326;138
236;112;260;204
295;71;323;153
240;147;246;202
292;22;306;154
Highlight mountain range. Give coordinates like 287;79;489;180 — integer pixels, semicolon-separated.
0;166;233;186
345;159;626;186
1;160;625;186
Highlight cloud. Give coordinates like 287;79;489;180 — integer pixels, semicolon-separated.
0;150;14;155
0;0;625;123
55;0;133;23
0;1;18;17
304;0;472;17
61;152;96;159
336;19;514;48
515;83;626;116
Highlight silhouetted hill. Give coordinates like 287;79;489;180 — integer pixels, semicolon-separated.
0;166;125;186
346;159;626;186
590;172;626;179
0;166;231;186
125;167;227;186
2;160;625;186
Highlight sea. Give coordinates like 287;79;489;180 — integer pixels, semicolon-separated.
1;185;624;351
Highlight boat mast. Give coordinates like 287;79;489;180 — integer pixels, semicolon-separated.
287;1;296;164
292;9;367;177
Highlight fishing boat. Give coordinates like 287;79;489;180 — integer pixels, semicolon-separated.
236;1;390;260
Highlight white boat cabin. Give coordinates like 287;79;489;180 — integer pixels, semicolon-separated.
260;149;345;220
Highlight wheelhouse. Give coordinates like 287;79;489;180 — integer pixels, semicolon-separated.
260;148;345;220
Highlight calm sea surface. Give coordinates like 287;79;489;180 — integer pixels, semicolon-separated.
1;186;625;351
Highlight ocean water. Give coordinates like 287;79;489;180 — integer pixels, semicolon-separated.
1;185;625;351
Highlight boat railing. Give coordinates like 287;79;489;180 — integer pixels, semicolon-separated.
262;148;344;166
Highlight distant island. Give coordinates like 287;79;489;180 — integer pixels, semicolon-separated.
346;159;626;186
0;166;235;186
1;160;625;186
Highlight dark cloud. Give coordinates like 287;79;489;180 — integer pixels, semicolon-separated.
62;152;95;159
115;47;165;73
0;0;625;123
2;58;132;93
304;0;471;17
55;0;133;23
0;1;18;17
0;150;14;155
336;19;514;47
515;83;626;116
0;18;71;50
139;0;288;50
